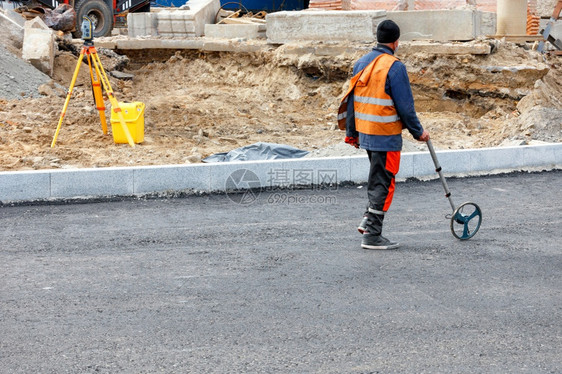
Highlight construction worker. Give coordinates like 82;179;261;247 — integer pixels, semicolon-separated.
338;19;430;250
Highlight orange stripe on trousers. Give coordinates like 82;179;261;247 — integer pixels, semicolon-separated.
383;151;401;212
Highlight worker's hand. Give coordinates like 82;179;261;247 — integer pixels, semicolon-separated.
345;136;360;149
417;130;430;142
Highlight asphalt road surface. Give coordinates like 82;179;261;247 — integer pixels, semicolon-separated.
1;171;560;373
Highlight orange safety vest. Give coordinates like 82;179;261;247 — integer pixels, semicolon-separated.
338;53;403;136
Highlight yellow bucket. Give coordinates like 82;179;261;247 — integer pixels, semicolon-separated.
110;102;145;144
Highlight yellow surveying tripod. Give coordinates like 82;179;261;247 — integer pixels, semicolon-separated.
51;16;135;148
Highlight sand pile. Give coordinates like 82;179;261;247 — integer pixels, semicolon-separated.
0;40;560;171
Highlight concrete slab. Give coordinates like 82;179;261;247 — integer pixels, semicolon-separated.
115;38;205;50
266;10;386;44
396;153;414;181
349;155;370;184
0;171;50;202
208;159;284;192
397;41;492;55
469;144;559;174
388;10;496;41
412;149;472;179
113;38;272;53
202;39;271;52
91;38;117;49
281;157;351;188
134;164;210;194
204;24;266;39
50;168;134;199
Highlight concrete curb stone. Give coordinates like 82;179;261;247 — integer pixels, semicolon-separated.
0;143;560;204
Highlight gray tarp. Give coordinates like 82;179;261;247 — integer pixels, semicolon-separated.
202;142;309;163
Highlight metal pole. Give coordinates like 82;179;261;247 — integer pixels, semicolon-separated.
427;140;456;212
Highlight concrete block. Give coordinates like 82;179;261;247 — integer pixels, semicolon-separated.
134;164;210;194
0;171;50;202
266;10;386;44
185;0;221;36
208;159;283;191
205;24;265;39
127;12;158;37
489;144;559;171
128;0;219;37
477;9;497;36
469;147;522;173
349;155;370;184
22;19;55;76
396;153;414;180
412;152;434;178
50;168;134;199
387;10;496;41
555;144;562;167
92;39;117;49
281;157;351;188
412;149;472;179
157;10;193;36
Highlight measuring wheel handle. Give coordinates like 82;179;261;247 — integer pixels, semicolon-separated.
450;202;483;240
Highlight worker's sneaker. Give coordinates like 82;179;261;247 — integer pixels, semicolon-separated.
361;233;399;250
357;216;368;234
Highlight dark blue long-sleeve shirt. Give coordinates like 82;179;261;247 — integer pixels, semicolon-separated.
346;45;424;151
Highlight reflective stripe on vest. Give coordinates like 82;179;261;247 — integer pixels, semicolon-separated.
337;96;349;130
354;95;394;106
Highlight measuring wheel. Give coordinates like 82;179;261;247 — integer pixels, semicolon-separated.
450;202;482;240
427;140;483;240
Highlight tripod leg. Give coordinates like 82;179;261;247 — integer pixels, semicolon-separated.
51;48;85;148
87;52;108;135
91;48;135;147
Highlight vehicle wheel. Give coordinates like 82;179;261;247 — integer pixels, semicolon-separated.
73;0;113;38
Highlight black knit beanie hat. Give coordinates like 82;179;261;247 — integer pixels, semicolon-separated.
377;20;400;43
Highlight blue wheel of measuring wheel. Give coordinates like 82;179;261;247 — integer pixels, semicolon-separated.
450;202;482;240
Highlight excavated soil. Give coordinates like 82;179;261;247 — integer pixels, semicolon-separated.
0;40;560;171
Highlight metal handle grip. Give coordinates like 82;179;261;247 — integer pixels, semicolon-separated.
427;140;456;212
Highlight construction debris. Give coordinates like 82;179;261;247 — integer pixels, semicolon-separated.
22;17;56;76
0;8;24;56
127;0;220;38
0;3;560;171
15;4;75;32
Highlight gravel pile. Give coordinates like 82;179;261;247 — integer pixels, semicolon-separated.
0;45;51;100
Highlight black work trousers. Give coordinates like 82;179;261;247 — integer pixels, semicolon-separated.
364;150;401;235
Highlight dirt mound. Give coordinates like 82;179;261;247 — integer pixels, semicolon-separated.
0;41;560;171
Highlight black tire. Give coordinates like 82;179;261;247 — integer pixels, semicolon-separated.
73;0;113;38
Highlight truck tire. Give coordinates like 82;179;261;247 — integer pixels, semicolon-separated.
73;0;113;38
